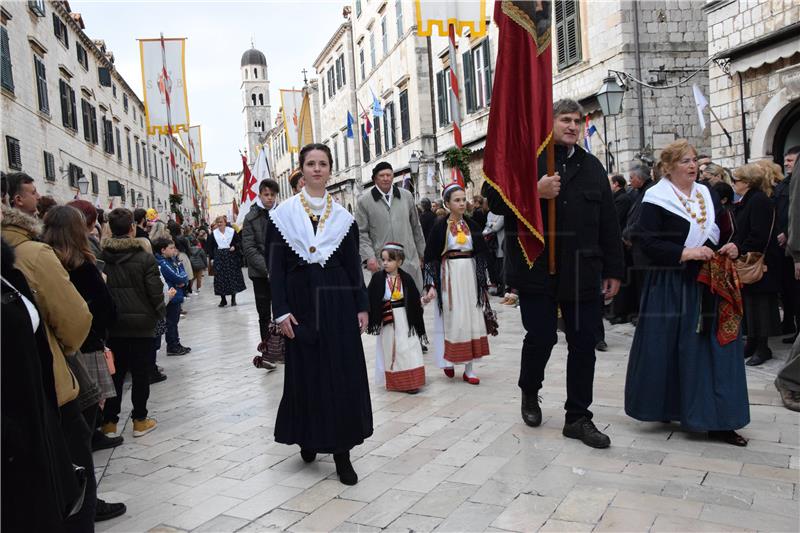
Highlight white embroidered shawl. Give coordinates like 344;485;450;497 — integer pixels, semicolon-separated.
642;178;720;248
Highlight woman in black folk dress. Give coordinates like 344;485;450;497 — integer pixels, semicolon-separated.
208;215;246;307
265;143;372;485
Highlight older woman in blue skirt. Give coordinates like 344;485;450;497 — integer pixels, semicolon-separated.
625;140;750;446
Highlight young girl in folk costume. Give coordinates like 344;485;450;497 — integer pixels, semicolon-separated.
368;243;427;394
423;182;491;384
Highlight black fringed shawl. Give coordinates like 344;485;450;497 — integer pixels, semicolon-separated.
367;269;427;342
422;216;489;313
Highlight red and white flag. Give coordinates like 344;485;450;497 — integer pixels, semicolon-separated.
235;147;270;225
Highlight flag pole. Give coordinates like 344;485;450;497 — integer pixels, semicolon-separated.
546;140;556;275
448;24;464;186
160;33;180;219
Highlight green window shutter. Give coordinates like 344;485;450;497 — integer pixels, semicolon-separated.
564;1;581;66
483;39;493;104
462;50;476;114
436;70;448;126
0;27;13;93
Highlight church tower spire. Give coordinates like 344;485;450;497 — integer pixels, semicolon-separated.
241;45;271;160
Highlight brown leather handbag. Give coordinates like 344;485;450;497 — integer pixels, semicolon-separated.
735;212;774;285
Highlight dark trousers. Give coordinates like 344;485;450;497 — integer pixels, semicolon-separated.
487;255;504;292
518;292;601;423
149;335;160;371
251;277;272;341
781;256;800;333
104;337;151;423
165;302;182;349
61;400;96;533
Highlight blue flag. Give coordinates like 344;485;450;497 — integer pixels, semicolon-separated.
346;111;354;139
371;89;383;117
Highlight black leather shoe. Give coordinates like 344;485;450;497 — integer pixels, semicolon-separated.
148;369;168;383
333;452;358;485
300;449;317;463
95;499;126;522
521;392;542;427
783;335;798;344
563;417;611;449
746;352;772;366
743;339;757;359
92;430;124;451
596;340;608;352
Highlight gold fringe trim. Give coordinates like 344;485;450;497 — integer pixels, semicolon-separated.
501;0;552;56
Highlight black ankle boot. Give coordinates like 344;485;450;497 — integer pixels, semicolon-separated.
743;337;757;359
300;449;317;463
746;338;772;366
521;391;542;427
219;296;227;307
333;452;358;485
231;295;237;306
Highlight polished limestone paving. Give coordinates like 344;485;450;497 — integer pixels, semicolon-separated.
95;277;799;532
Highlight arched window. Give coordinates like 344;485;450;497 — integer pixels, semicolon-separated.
251;94;257;106
244;69;248;80
259;94;264;106
254;68;258;79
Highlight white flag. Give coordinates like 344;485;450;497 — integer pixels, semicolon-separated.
235;147;270;226
179;126;203;169
138;38;190;136
280;89;304;152
692;84;708;131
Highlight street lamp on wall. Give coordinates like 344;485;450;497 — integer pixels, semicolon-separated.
597;75;625;117
409;150;421;176
596;75;625;173
136;192;144;208
77;172;90;195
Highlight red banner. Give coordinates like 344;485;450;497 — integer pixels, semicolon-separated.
482;0;553;266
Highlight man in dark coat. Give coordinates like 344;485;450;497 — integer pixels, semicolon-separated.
419;198;436;240
608;174;633;324
100;208;165;439
483;99;624;449
242;178;279;369
620;162;656;323
777;145;799;342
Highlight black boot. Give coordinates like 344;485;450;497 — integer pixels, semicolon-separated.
95;499;127;522
219;296;227;307
746;338;772;366
743;337;757;359
231;294;237;306
521;391;542;427
563;417;611;449
92;430;124;451
300;449;317;463
333;451;358;485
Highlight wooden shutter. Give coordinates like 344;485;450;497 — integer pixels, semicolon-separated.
399;90;410;142
44;151;55;181
555;1;581;69
462;50;476;114
483;39;493;104
68;85;77;129
1;27;13;93
7;137;21;170
35;57;49;113
436;70;448;126
82;100;91;140
374;115;382;156
59;79;70;127
564;1;581;66
90;106;98;144
91;172;98;194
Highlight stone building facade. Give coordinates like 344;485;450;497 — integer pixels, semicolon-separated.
0;0;196;217
705;0;799;169
204;171;238;221
548;0;710;174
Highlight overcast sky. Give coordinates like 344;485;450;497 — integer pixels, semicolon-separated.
71;1;345;173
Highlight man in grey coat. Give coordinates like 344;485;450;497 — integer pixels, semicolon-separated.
242;178;279;361
776;160;800;412
355;162;427;290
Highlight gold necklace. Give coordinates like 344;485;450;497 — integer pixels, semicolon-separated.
676;189;707;228
300;192;333;230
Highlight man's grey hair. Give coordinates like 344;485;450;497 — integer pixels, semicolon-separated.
628;162;651;180
553;99;584;117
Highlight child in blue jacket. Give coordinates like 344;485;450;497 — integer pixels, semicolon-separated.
153;237;191;355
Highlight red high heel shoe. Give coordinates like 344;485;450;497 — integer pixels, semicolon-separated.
443;367;455;378
462;372;480;385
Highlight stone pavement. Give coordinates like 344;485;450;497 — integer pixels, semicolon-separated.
95;278;799;532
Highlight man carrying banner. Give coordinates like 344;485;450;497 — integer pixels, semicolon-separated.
485;98;624;448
